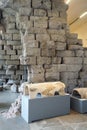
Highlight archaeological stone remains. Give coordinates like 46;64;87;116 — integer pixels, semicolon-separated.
0;0;87;93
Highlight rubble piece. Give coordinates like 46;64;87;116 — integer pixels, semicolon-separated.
2;94;22;119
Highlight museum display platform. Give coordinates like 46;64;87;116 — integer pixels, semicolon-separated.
21;94;70;123
71;96;87;113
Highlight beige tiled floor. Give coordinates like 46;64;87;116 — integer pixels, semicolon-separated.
0;90;87;130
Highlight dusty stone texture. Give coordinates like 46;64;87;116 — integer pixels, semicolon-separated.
0;0;87;92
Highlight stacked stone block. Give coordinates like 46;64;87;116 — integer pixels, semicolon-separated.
0;10;23;84
0;0;87;93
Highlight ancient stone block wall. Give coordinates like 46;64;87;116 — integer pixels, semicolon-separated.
0;0;87;92
0;1;23;84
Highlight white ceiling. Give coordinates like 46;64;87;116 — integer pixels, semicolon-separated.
66;0;87;46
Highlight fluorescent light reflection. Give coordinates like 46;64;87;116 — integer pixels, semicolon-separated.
66;0;71;4
80;12;87;19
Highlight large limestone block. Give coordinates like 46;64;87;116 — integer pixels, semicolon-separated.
32;0;51;9
34;9;47;16
75;50;84;57
52;0;68;11
45;72;60;81
37;57;51;65
66;65;82;72
20;56;36;65
13;34;21;40
4;34;12;40
6;50;16;55
48;29;65;35
19;7;32;16
28;65;44;74
49;17;66;29
18;50;22;55
55;42;66;50
41;48;55;56
11;55;19;60
16;70;23;75
6;60;20;65
57;50;75;57
23;40;38;48
7;23;16;30
0;60;5;65
66;33;78;39
68;45;83;50
23;34;35;42
0;55;10;60
34;19;48;28
63;57;83;64
46;64;66;72
84;50;87;57
23;48;40;56
36;34;50;41
13;45;22;50
40;41;55;49
6;70;14;75
13;0;31;8
0;70;6;75
84;58;87;64
28;73;45;83
61;72;78;80
7;41;21;45
0;50;5;55
48;10;59;17
51;34;66;42
52;57;61;64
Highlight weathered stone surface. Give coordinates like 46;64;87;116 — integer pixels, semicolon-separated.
23;48;40;56
7;23;16;30
55;42;66;50
37;57;51;65
6;60;20;65
28;73;45;83
34;18;48;28
75;50;84;57
40;41;55;48
4;34;13;40
63;57;83;64
6;50;16;55
66;65;82;72
29;65;44;74
23;34;35;41
68;45;83;50
52;57;61;64
57;50;75;57
84;58;87;64
32;0;51;9
0;0;86;90
19;7;32;16
61;72;78;80
48;10;59;17
41;48;55;56
45;72;60;81
20;56;36;65
34;9;47;16
51;34;66;42
0;50;5;55
23;40;38;48
36;34;50;41
11;55;19;60
13;34;21;40
46;64;66;72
